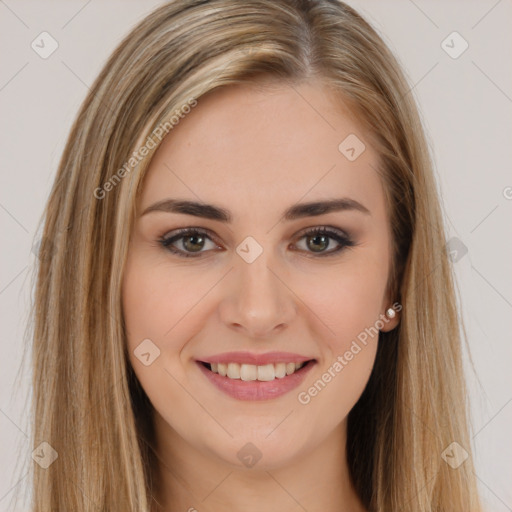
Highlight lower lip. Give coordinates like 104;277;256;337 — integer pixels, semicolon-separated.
196;361;316;401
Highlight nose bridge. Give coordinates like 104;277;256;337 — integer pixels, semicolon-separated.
220;238;296;337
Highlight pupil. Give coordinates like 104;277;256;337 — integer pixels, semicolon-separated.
308;235;328;252
184;235;204;252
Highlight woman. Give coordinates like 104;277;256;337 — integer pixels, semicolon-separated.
30;0;482;510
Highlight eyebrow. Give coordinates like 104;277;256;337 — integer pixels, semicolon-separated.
141;197;370;222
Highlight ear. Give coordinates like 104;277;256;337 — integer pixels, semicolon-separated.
379;297;402;332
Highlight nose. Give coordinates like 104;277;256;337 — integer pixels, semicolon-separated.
218;251;297;339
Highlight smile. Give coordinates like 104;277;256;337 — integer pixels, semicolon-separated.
196;352;316;401
204;361;307;381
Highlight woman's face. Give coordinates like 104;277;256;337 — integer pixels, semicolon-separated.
122;79;399;470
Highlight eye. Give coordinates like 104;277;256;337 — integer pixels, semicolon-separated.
158;226;355;258
158;228;220;258
292;226;355;257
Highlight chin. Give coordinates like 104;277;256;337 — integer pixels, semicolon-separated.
204;428;311;472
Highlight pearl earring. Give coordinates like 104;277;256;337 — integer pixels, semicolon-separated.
385;307;396;319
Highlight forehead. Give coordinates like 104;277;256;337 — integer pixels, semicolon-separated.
140;80;385;220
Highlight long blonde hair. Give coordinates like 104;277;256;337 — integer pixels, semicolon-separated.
24;0;482;510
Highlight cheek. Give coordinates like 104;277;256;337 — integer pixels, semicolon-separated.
295;278;382;424
301;255;389;350
122;252;203;426
293;253;387;411
122;250;208;352
122;259;167;350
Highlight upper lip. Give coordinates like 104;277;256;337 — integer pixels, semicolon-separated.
198;351;315;365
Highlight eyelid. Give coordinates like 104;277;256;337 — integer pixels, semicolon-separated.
160;225;349;242
293;224;350;239
161;226;221;244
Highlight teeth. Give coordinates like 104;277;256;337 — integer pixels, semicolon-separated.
227;363;240;379
218;363;227;377
274;363;286;378
257;364;275;381
207;361;307;380
240;364;257;381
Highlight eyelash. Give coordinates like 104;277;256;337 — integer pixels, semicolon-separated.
158;226;355;259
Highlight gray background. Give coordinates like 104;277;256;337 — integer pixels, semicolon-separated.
1;0;511;510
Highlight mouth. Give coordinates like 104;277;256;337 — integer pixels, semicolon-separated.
198;360;315;381
196;355;317;401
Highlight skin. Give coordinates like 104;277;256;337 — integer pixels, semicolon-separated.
122;78;400;512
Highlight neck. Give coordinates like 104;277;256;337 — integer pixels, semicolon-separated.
150;412;366;512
